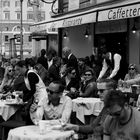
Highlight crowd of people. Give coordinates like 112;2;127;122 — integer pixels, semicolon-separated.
0;45;140;140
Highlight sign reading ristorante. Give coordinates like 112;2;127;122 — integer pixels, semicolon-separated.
98;3;140;21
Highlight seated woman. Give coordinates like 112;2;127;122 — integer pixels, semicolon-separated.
0;65;15;93
61;67;80;99
124;64;140;86
79;68;98;98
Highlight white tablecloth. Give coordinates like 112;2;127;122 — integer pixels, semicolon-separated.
117;87;132;93
72;98;104;124
0;100;18;121
7;125;75;140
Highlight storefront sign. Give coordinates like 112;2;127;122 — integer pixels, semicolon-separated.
98;3;140;21
68;0;80;11
62;12;96;27
31;11;96;32
63;18;82;27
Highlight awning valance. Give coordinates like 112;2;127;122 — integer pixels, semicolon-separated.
30;9;97;32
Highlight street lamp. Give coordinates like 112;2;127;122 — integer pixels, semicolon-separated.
20;0;23;60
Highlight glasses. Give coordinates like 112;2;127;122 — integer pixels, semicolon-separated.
71;72;76;75
129;68;135;70
109;108;123;117
85;73;92;76
9;69;14;72
98;89;109;93
46;89;60;95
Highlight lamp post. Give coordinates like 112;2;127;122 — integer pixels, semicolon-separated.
20;0;23;60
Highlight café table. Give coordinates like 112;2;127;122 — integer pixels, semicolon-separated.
118;86;139;106
7;125;75;140
0;100;20;121
72;98;104;124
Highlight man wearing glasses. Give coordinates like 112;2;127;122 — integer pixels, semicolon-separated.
30;81;72;124
103;90;140;140
63;79;117;140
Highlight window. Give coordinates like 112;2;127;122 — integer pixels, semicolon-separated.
28;36;32;42
41;11;45;21
4;12;10;20
15;0;20;7
40;2;44;7
0;1;2;8
16;12;21;20
27;11;34;20
5;27;9;31
27;1;32;7
3;0;10;7
5;35;8;42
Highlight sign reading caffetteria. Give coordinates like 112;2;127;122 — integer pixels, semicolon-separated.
98;3;140;21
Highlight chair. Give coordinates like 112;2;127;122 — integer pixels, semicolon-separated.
0;120;26;140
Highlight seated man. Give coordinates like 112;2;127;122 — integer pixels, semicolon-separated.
63;79;117;140
103;90;140;140
30;81;72;124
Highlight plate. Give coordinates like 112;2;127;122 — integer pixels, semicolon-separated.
5;102;27;106
51;125;62;130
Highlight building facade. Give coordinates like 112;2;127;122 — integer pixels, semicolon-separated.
31;0;140;71
0;0;48;58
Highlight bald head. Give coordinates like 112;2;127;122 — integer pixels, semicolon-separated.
63;47;71;58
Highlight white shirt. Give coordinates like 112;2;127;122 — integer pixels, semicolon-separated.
68;53;72;60
98;53;121;79
30;95;72;124
48;59;53;69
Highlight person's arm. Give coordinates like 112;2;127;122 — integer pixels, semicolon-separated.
103;115;112;140
98;59;108;80
30;97;47;124
124;74;129;81
108;54;121;79
78;113;101;133
64;107;105;133
80;82;97;97
61;96;72;123
28;72;39;94
125;77;140;85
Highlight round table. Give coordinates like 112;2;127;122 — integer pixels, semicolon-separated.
0;100;19;121
72;98;104;124
7;125;75;140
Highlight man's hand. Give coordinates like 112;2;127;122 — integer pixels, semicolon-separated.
63;123;79;132
30;103;38;113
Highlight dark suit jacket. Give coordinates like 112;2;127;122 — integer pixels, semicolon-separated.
48;64;61;83
37;56;48;70
61;77;79;91
67;54;79;78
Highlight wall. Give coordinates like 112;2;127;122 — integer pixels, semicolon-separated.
62;24;94;58
129;18;140;71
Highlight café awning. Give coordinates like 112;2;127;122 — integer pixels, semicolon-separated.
30;8;97;32
98;0;140;21
30;0;140;32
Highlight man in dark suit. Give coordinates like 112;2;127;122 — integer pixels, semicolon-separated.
62;47;79;79
48;56;61;84
37;49;48;70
